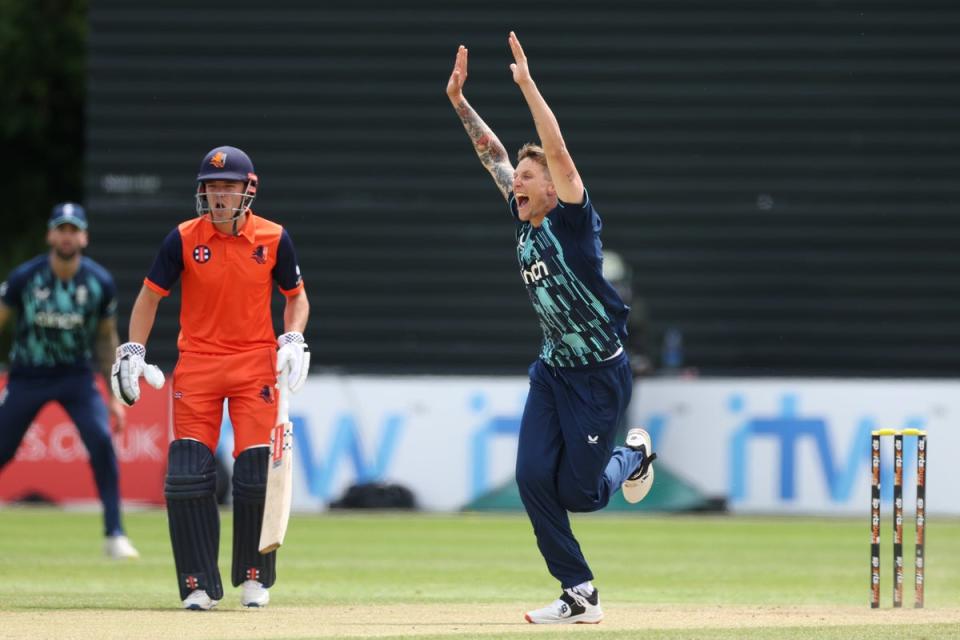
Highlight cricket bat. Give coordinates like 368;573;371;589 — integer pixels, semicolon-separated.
259;369;293;554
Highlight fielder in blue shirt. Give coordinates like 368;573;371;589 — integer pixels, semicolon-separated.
0;203;139;559
447;33;658;624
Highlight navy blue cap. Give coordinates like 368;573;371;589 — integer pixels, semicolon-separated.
48;202;88;230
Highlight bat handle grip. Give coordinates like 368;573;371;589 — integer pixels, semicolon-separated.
276;369;290;425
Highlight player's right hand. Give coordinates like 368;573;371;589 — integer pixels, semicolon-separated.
111;342;165;406
446;44;468;100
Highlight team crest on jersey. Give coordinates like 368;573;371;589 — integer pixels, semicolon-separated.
209;151;227;168
193;245;212;263
34;286;51;301
517;227;536;262
259;385;274;404
517;227;532;249
75;285;88;305
251;245;268;264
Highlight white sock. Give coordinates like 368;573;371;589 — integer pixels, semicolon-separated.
570;581;594;596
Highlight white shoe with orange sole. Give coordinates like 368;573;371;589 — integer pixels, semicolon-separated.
525;587;603;624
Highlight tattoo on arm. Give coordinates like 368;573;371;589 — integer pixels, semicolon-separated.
456;99;513;198
491;164;514;199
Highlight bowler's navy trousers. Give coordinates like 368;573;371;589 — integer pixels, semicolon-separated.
515;352;642;588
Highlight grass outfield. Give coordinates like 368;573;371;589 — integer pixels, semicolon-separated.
0;507;958;639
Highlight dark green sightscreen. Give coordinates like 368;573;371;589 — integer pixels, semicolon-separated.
86;1;960;375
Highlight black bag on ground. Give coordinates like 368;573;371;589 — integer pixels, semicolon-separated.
329;482;417;510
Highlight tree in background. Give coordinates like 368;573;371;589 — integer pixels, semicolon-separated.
0;0;85;363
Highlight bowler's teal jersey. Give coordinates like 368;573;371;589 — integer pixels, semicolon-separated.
509;190;628;368
0;255;116;377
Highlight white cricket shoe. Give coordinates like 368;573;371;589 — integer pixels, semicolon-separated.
622;427;657;504
240;579;270;608
103;534;140;560
182;589;218;611
525;587;603;624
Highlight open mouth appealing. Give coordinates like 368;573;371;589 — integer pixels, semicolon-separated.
517;194;530;209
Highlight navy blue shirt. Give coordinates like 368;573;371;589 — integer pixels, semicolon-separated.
509;189;629;368
1;255;116;377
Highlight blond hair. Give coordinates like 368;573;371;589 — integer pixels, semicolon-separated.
516;143;550;177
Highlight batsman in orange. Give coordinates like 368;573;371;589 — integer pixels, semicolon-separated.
111;146;310;610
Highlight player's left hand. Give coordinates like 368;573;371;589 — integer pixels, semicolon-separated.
277;332;310;393
508;31;532;86
109;397;127;433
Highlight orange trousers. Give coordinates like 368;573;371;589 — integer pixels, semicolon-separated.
172;347;279;457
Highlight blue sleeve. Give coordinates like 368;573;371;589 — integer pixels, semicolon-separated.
555;188;598;233
98;270;118;319
0;264;29;311
146;229;184;293
272;229;303;293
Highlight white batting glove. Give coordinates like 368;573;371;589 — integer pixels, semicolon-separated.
276;332;310;393
111;342;165;406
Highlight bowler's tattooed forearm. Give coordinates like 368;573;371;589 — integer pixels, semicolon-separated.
456;99;513;198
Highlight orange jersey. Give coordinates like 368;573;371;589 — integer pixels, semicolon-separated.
144;213;304;354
